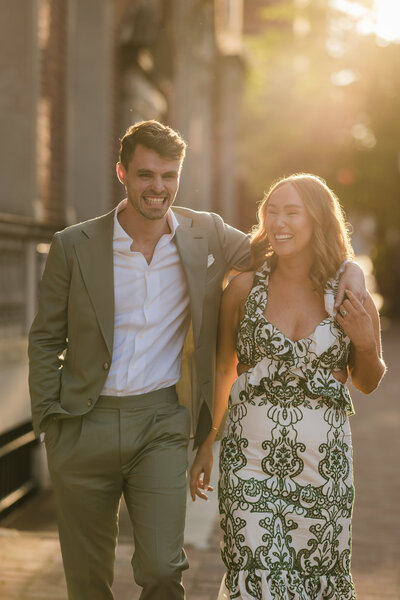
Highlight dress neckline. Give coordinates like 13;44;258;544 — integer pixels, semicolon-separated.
255;264;333;345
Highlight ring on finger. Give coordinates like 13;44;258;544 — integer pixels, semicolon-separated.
341;309;347;317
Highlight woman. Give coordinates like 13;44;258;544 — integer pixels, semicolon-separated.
190;174;386;599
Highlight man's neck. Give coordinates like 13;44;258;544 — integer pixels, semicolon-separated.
118;202;171;244
117;201;172;264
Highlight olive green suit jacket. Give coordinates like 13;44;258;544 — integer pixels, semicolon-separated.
28;206;250;446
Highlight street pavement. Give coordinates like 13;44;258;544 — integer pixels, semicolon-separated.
0;321;399;599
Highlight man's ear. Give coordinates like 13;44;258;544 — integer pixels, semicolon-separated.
116;162;126;185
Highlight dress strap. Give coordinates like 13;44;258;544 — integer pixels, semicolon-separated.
324;275;340;317
243;261;270;318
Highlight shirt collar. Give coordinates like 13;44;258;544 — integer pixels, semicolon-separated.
114;199;129;242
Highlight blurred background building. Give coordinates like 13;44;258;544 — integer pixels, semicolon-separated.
0;0;245;516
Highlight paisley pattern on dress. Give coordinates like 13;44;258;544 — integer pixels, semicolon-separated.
218;263;356;600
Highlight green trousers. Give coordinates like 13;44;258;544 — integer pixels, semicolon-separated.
45;387;190;600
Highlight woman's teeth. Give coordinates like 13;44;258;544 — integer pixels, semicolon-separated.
275;234;293;240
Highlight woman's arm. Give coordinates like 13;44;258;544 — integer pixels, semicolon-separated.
189;273;252;501
335;261;367;308
336;289;386;393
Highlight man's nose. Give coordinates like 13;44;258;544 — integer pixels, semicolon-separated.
152;176;165;193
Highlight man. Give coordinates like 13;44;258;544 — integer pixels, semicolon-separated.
28;120;364;599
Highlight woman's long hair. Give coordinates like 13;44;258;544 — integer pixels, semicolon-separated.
250;174;354;294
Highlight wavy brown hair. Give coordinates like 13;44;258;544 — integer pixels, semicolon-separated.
250;174;354;294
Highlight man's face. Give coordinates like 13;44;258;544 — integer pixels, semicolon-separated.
116;144;183;221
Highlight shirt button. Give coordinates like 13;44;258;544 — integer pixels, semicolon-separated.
87;399;93;406
103;362;110;370
145;305;150;310
139;334;143;339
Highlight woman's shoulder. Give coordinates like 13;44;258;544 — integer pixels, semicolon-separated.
223;271;255;304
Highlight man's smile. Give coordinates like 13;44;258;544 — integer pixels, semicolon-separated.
143;195;168;206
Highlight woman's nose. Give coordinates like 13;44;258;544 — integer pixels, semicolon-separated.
275;213;286;228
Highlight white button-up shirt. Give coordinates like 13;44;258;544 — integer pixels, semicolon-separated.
101;200;190;396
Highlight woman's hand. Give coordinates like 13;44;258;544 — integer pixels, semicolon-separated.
189;441;214;502
336;289;376;352
336;289;386;393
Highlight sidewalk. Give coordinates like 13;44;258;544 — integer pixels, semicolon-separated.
0;447;225;600
348;320;400;600
0;322;399;599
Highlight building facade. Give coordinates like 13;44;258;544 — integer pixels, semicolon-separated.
0;0;244;514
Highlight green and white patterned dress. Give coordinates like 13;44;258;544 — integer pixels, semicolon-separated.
218;262;356;600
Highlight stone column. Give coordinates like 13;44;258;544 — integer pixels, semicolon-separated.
65;0;113;223
0;0;40;218
171;0;215;212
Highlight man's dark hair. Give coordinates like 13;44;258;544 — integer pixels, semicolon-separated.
119;120;187;169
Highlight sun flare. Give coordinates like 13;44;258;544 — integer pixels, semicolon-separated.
332;0;400;43
374;0;400;42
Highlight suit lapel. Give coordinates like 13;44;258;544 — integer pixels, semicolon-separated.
74;211;115;356
174;212;208;345
73;208;209;355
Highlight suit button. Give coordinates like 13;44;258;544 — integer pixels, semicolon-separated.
103;362;110;370
87;399;93;406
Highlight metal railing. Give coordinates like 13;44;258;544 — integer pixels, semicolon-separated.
0;215;55;515
0;422;38;515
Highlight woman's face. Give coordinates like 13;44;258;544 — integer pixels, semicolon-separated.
265;183;314;259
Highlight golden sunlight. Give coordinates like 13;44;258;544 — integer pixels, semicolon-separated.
374;0;400;43
332;0;400;44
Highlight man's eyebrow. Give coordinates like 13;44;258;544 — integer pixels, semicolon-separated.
136;168;179;176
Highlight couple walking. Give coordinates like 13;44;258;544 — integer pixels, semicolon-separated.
28;120;385;599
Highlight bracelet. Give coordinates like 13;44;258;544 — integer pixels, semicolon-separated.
211;426;218;432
